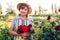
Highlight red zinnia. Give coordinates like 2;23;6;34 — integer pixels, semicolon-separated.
55;24;60;30
17;24;32;34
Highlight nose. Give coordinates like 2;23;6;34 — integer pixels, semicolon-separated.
22;9;25;12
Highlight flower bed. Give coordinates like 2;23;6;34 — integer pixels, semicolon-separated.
0;14;60;40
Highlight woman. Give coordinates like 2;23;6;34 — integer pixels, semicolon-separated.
9;3;33;40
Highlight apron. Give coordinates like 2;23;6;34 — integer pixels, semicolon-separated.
14;18;31;40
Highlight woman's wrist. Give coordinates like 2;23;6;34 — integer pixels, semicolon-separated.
16;33;21;36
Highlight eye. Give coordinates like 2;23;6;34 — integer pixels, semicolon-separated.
25;9;28;10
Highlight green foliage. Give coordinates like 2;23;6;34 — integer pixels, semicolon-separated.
32;17;60;40
0;24;14;40
6;9;16;16
0;14;60;40
0;16;6;21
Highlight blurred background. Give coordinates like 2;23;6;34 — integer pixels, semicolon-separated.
0;0;60;40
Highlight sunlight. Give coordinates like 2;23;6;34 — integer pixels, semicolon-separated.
0;0;60;15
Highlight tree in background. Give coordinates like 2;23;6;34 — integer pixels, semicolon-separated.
0;3;2;16
5;6;16;23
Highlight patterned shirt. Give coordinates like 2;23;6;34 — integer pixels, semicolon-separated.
11;15;32;30
11;15;33;40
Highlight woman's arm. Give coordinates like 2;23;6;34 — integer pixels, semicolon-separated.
9;17;21;36
9;26;21;36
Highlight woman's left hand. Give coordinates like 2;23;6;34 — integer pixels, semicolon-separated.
21;32;28;37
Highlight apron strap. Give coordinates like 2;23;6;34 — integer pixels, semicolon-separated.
14;19;19;40
15;19;19;31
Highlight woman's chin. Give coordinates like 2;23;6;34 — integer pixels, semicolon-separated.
21;14;27;16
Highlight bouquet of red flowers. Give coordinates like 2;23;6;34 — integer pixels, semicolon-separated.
17;24;34;34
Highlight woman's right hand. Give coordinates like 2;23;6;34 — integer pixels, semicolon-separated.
16;33;21;36
9;26;22;36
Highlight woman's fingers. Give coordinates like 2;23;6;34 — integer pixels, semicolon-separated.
21;32;28;37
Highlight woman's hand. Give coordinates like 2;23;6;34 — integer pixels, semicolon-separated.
16;33;21;36
21;32;28;37
9;26;22;36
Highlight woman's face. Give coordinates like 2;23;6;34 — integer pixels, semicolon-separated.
19;7;28;16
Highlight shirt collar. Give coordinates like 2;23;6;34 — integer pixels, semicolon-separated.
17;14;29;20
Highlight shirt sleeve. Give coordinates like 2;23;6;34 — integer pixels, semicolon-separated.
11;18;16;28
29;16;33;25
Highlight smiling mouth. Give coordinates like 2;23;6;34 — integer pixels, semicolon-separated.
21;12;25;14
